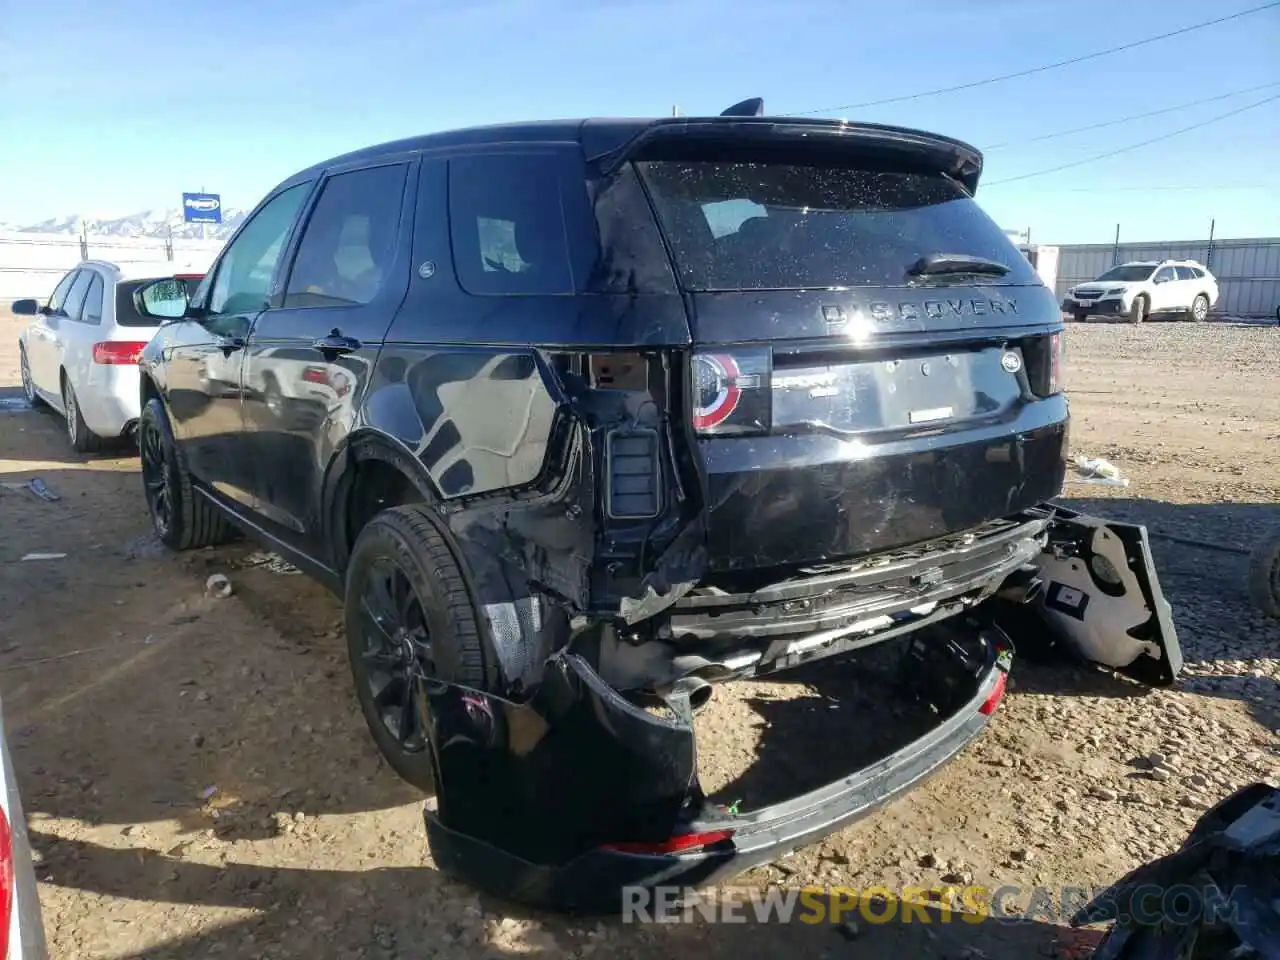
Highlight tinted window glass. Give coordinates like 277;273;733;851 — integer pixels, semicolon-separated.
635;161;1038;291
1153;266;1176;283
284;164;406;308
81;273;105;324
48;270;78;312
62;270;94;320
210;183;310;315
1096;265;1155;282
449;154;574;295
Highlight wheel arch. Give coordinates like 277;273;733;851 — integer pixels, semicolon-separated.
323;427;446;575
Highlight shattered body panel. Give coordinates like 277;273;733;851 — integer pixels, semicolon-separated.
417;507;1183;911
421;620;1011;912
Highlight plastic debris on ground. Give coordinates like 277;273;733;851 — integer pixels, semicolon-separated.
19;552;67;561
1068;455;1131;488
204;574;233;599
240;550;302;576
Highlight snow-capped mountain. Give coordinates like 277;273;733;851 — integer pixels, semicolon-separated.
8;207;247;240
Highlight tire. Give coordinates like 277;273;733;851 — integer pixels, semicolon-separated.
343;504;491;791
137;397;237;551
1247;526;1280;619
1189;294;1210;322
1128;294;1148;324
61;376;103;454
18;344;43;408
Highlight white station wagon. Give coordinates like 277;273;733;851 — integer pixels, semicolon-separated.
14;262;203;452
1063;259;1219;324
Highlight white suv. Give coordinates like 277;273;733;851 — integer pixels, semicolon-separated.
1063;259;1219;324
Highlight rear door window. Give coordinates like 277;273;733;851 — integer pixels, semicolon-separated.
634;160;1039;291
448;154;575;295
47;270;78;313
62;270;93;321
284;163;407;308
81;273;105;324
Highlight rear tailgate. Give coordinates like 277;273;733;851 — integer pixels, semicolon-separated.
629;131;1067;571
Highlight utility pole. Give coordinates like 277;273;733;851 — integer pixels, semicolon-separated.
1112;223;1121;265
671;104;679;117
1206;218;1216;270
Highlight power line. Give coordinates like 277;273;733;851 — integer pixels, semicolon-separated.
1054;185;1274;193
791;1;1280;116
982;93;1280;186
984;81;1280;149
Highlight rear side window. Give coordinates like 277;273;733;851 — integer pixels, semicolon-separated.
634;161;1039;291
448;154;574;295
81;273;105;324
62;270;93;321
285;163;407;308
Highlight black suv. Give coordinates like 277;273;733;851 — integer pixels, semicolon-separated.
132;102;1180;910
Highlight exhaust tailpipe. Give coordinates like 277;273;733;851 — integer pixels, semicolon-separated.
660;674;715;714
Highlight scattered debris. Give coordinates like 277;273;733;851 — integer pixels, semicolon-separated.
1068;454;1130;488
205;574;233;599
26;478;61;502
19;552;66;561
199;786;218;801
241;550;302;575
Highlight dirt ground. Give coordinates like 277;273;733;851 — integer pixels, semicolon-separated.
1;313;1277;960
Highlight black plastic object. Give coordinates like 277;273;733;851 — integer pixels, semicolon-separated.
1078;783;1280;959
719;97;764;117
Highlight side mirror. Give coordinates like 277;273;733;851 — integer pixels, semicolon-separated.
133;278;191;321
10;298;39;316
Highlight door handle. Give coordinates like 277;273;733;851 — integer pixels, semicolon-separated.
217;335;246;356
312;333;362;357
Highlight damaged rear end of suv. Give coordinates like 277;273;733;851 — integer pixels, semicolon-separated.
133;100;1183;913
406;106;1182;910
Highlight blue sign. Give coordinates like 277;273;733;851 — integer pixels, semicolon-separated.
182;192;222;224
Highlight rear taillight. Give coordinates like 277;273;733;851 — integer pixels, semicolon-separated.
1048;331;1063;394
92;341;148;365
1023;332;1064;397
0;804;13;959
689;349;770;435
301;365;329;385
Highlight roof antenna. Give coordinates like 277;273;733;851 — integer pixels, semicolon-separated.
720;97;764;117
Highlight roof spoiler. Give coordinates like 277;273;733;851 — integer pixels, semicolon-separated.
583;107;984;194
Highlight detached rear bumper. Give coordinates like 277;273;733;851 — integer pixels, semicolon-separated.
421;622;1009;913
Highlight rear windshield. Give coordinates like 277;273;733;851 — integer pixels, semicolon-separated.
633;160;1038;291
1095;265;1155;283
115;277;202;327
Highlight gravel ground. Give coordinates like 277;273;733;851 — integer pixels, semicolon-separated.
0;315;1277;959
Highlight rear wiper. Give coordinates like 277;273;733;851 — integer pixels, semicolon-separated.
906;253;1011;279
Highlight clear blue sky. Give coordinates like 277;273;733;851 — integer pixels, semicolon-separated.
1;0;1276;243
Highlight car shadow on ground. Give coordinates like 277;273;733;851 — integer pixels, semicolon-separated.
26;828;1107;959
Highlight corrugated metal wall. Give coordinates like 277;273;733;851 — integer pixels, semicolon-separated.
1054;237;1280;318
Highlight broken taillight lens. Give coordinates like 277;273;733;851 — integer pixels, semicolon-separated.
689;349;770;435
